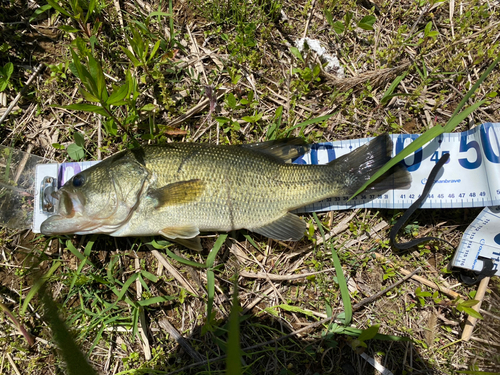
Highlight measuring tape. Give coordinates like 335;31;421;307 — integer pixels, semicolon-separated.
295;122;500;212
452;206;500;277
31;123;500;275
293;123;500;276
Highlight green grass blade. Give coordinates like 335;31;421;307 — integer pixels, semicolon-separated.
349;125;444;199
380;72;407;105
66;239;85;262
206;234;228;268
137;295;176;306
242;233;262;251
131;305;139;338
115;273;139;301
444;100;487;132
149;239;207;268
313;213;352;325
350;56;499;199
284;113;336;136
165;248;206;268
140;270;158;283
449;55;500;119
41;287;97;375
269;304;316;317
22;261;61;315
65;256;89;304
83;236;96;258
60;104;110;117
226;279;242;375
330;244;352;325
46;0;71;17
350;98;486;199
206;269;215;322
206;234;228;325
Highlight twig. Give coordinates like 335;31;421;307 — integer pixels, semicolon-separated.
374;253;463;299
449;0;455;39
241;285;276;315
302;0;317;39
112;0;133;54
480;308;500;322
461;276;490;341
166;268;419;374
187;24;208;85
0;64;44;126
159;318;204;362
149;248;199;296
351;268;420;310
239;268;336;281
6;353;21;375
13;143;33;184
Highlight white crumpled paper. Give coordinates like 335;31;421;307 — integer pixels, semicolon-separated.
295;37;344;77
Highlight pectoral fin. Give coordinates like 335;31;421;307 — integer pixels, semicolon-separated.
149;179;205;208
251;213;306;241
159;226;202;251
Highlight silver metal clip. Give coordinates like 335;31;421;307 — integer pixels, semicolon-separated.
40;176;57;213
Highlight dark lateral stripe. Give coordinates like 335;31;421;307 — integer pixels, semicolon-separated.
131;147;146;166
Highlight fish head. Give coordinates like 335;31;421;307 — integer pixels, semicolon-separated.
41;150;150;236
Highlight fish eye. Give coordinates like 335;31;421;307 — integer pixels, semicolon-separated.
72;174;85;188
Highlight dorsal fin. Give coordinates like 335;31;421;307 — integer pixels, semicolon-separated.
241;138;310;161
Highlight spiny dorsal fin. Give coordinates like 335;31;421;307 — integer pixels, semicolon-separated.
241;138;310;161
148;179;205;208
250;213;306;241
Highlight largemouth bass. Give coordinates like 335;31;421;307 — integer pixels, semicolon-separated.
41;135;410;250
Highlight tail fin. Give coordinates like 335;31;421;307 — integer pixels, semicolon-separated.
330;134;411;197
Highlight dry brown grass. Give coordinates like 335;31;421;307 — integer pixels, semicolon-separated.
0;0;500;374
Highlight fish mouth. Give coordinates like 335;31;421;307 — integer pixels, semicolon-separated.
40;190;97;235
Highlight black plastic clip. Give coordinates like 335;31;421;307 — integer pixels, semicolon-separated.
458;257;497;286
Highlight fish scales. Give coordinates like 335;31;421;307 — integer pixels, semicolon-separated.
40;135;411;250
128;143;317;233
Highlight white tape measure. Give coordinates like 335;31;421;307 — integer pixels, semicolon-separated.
295;122;500;212
452;206;500;276
293;123;500;275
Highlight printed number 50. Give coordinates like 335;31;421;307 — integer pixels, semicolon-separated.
459;124;500;169
459;134;482;169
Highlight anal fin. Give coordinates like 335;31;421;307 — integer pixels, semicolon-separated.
173;237;203;251
251;213;306;241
